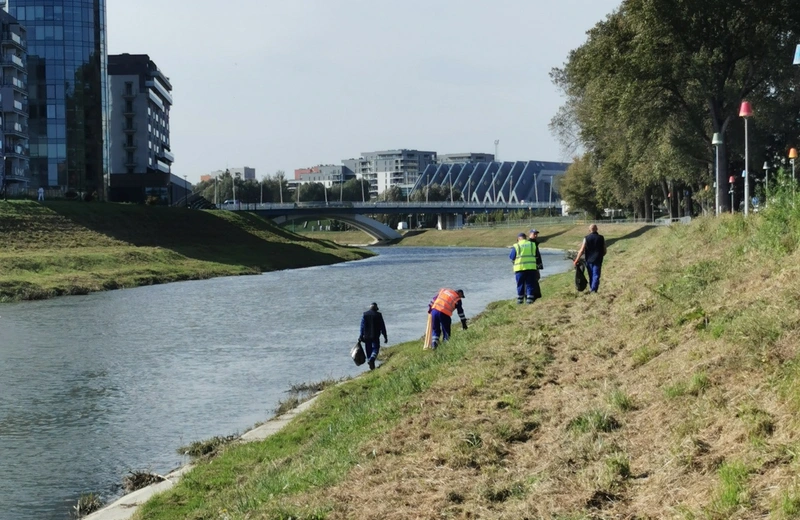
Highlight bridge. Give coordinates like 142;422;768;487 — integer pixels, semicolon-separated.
221;200;561;242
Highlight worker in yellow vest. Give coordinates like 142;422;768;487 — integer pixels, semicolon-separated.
510;232;540;304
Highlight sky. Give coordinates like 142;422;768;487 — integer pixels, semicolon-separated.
107;0;622;183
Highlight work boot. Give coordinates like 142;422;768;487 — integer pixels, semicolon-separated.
526;296;536;304
517;297;524;304
432;339;439;350
368;359;375;370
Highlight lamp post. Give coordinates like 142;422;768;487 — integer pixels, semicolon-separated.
762;161;770;207
183;175;188;208
740;101;753;216
712;132;723;216
790;148;798;202
729;175;735;214
260;177;263;205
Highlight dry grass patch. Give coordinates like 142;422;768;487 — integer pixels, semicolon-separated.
134;213;800;519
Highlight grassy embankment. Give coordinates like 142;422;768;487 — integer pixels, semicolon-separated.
0;201;372;302
302;222;646;250
134;209;800;519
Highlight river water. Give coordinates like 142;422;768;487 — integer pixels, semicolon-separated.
0;246;571;520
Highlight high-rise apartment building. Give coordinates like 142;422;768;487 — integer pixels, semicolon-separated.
11;0;109;197
0;9;29;195
343;149;436;199
107;53;175;203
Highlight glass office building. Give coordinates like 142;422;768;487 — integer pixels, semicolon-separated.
11;0;108;197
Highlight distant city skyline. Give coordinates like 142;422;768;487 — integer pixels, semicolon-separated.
107;0;622;183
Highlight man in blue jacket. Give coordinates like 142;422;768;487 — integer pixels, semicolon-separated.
359;302;387;370
574;224;607;293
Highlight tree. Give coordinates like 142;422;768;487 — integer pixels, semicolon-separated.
551;0;800;213
558;154;604;219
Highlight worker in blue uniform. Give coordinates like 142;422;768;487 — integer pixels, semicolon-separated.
359;302;387;370
510;232;540;304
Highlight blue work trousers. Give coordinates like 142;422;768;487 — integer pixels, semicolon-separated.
515;270;541;301
587;262;602;292
430;309;452;343
364;340;380;362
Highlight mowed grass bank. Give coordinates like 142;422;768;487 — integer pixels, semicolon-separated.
302;221;651;250
135;209;800;518
0;201;372;302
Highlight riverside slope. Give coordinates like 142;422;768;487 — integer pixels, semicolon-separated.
134;214;800;518
0;201;372;302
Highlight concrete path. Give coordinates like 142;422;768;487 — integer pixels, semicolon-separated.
84;395;321;520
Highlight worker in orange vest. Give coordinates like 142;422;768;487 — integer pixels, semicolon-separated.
428;288;467;349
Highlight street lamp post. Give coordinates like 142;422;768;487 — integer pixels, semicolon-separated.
260;178;263;205
790;148;798;202
729;175;735;214
762;161;770;207
183;175;188;208
740;101;753;216
712;132;723;216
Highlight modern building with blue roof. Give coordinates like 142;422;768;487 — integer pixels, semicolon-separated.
412;160;570;205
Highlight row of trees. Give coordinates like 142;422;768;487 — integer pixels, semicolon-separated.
552;0;800;219
192;170;464;205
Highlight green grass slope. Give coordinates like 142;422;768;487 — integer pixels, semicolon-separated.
132;208;800;519
0;201;372;301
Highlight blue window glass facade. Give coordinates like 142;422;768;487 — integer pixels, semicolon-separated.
13;0;108;197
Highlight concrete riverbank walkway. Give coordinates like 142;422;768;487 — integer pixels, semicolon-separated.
85;395;321;520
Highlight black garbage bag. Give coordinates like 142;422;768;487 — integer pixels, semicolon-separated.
351;341;366;366
575;260;588;292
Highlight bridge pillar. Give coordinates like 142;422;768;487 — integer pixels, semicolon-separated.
436;213;463;230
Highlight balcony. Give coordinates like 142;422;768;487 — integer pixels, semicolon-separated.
2;32;26;50
158;149;175;163
2;54;25;71
124;160;137;168
122;89;136;99
122;124;137;134
4;146;28;158
123;107;136;116
123;140;137;150
9;99;27;116
4;122;27;136
3;77;27;93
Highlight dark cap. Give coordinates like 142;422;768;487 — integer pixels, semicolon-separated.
529;229;539;234
456;289;465;298
517;232;526;239
370;302;379;310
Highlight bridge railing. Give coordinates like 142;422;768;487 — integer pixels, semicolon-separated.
220;201;561;211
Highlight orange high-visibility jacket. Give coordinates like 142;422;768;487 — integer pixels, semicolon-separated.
430;288;462;317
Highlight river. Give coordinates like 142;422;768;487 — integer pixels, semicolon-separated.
0;246;571;520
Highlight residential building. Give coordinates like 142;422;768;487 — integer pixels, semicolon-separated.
293;164;346;187
0;9;29;195
12;1;109;197
107;53;178;203
439;152;494;164
343;149;437;199
206;167;255;181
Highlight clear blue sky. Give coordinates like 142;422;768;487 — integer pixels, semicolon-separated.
108;0;621;182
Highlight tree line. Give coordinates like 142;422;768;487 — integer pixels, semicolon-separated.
192;170;463;205
551;0;800;219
